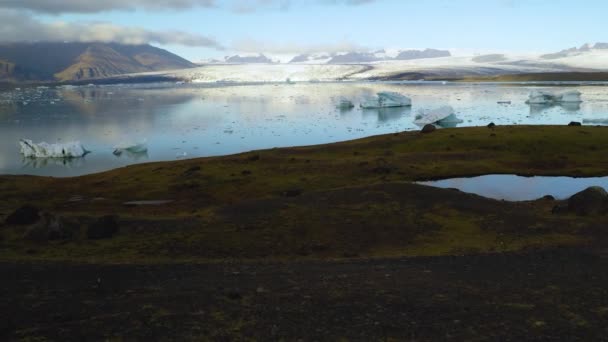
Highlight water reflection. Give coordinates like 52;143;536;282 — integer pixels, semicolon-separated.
112;150;149;161
361;107;411;123
21;156;87;169
528;102;581;115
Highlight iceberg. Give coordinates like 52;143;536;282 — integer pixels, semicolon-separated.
360;92;412;109
19;139;89;158
526;90;583;105
414;106;463;127
113;141;148;156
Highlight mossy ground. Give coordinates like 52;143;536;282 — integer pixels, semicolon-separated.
1;125;608;262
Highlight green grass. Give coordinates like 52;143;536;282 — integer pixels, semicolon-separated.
1;125;607;262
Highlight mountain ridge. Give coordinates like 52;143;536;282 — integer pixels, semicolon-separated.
0;42;196;82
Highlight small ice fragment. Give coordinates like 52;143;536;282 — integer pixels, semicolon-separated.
19;139;89;158
113;140;148;156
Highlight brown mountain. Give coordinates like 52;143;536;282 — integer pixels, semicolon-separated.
0;42;195;82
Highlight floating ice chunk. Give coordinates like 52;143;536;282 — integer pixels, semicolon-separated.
360;92;412;109
19;139;89;158
414;106;463;127
558;90;583;103
113;140;148;156
582;118;608;124
337;98;354;109
526;90;583;104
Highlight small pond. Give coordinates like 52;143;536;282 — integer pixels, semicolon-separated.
418;175;608;201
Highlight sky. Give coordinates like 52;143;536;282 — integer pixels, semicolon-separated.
0;0;607;61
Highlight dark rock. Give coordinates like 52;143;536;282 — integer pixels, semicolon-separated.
282;189;302;197
421;124;436;133
568;121;582;126
24;213;77;241
568;186;608;215
487;122;496;128
5;205;40;225
87;216;119;239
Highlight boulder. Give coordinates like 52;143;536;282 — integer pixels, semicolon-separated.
5;205;40;225
568;186;608;215
87;216;119;239
421;124;436;134
24;213;77;241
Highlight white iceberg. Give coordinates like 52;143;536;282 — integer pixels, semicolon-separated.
414;106;463;127
526;90;583;105
113;140;148;156
19;139;89;158
360;92;412;109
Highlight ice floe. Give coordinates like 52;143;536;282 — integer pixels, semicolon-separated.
360;92;412;108
19;139;89;158
414;106;463;127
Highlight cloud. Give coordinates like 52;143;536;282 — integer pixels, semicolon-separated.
0;10;223;49
0;0;217;14
0;0;379;14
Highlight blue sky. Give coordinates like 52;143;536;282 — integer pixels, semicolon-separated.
8;0;608;60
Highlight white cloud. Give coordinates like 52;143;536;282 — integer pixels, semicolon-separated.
0;10;223;48
0;0;379;14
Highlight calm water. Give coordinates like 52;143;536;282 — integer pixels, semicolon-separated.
419;175;608;201
2;82;608;176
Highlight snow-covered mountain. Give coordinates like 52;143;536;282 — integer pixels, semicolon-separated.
287;48;451;64
132;43;608;84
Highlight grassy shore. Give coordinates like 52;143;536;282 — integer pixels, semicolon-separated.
1;125;608;263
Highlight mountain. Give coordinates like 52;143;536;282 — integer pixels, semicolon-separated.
394;48;451;60
541;42;608;60
0;42;195;82
224;54;275;63
289;48;452;64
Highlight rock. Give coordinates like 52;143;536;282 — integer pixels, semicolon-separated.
24;213;77;241
87;216;119;239
568;121;582;126
5;205;40;225
568;186;608;215
487;122;496;128
421;124;436;133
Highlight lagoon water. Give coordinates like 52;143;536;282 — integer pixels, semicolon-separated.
2;82;608;177
418;175;608;201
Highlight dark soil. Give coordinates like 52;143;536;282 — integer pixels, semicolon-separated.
1;248;608;341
